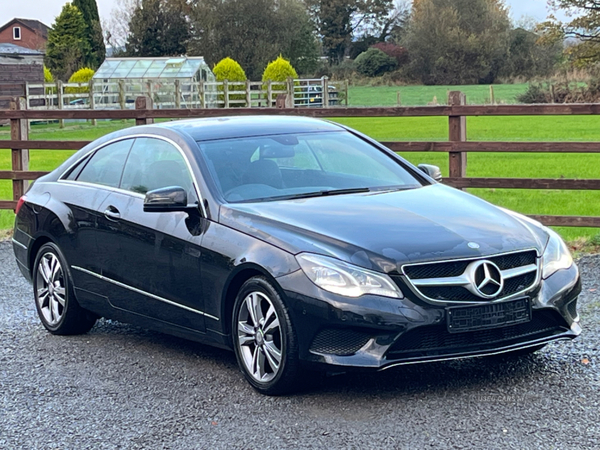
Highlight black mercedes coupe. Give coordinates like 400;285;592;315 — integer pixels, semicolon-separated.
12;116;581;394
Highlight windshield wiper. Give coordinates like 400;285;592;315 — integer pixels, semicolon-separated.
248;187;371;202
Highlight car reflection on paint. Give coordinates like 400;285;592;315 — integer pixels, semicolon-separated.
12;116;581;395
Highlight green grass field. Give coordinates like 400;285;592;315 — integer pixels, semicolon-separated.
347;84;529;106
0;88;599;243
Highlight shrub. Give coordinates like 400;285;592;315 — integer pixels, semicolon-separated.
44;66;54;83
213;57;247;107
516;84;550;103
43;66;56;95
262;56;298;101
66;67;95;93
516;80;600;104
370;43;409;66
355;48;397;77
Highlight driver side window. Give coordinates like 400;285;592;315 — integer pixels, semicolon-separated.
120;138;197;201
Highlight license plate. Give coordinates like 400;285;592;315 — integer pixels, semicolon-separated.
446;298;531;333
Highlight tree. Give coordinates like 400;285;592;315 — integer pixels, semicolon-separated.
307;0;394;64
188;0;317;79
403;0;511;85
73;0;106;68
500;28;563;79
546;0;600;64
103;0;139;53
45;3;90;81
125;0;189;57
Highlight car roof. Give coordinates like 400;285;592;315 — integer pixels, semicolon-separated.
155;115;345;142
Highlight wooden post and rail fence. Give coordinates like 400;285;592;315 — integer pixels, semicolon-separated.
1;92;600;228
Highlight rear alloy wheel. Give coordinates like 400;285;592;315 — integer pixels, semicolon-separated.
233;276;301;395
33;243;97;335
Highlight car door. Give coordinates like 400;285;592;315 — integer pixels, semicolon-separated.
59;138;135;300
95;137;207;332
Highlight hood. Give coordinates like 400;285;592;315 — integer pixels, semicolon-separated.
219;184;546;274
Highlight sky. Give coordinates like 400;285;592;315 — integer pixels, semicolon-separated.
0;0;567;30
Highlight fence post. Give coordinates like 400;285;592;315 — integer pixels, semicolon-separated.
89;79;96;125
448;91;467;182
245;80;251;107
286;77;294;107
10;98;29;204
322;77;329;108
199;81;205;108
135;96;154;126
489;85;495;105
267;80;272;107
175;79;181;109
276;94;287;109
118;79;126;110
57;80;64;128
24;82;31;133
345;79;349;106
224;80;229;108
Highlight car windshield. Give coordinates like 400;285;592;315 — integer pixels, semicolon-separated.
197;131;423;203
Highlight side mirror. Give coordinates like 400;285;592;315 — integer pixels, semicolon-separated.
418;164;442;182
143;186;190;213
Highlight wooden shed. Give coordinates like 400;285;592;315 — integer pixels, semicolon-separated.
0;43;44;110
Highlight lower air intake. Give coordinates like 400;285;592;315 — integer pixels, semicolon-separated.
310;329;371;356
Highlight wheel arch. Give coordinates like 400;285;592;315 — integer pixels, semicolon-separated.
221;263;286;344
28;233;56;274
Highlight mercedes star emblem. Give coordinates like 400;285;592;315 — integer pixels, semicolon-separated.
468;260;504;298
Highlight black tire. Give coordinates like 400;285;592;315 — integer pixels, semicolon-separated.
232;276;301;395
32;242;97;335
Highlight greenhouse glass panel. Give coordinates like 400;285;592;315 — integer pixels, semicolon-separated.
159;59;186;78
126;60;153;79
95;59;120;78
144;60;167;78
177;60;203;78
111;60;137;78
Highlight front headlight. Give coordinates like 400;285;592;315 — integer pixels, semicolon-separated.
296;253;403;299
542;228;573;279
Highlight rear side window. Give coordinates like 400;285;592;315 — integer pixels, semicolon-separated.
120;138;195;199
76;139;134;188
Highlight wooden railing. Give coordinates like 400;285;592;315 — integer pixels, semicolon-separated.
1;93;599;227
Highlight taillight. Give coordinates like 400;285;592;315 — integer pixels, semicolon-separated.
15;196;26;214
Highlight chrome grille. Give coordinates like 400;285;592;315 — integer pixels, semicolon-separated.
400;250;539;303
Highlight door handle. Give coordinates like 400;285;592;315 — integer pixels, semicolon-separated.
104;206;121;221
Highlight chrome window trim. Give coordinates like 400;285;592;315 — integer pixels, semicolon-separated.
58;179;146;199
58;133;207;217
71;265;219;321
400;248;542;305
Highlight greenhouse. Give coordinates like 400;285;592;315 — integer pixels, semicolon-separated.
92;56;217;109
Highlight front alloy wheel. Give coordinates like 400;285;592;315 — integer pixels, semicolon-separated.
237;291;283;383
232;276;301;395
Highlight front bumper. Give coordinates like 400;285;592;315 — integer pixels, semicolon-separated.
276;263;581;370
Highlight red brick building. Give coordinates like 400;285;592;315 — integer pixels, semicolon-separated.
0;18;50;52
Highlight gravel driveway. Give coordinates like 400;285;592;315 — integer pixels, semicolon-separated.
1;239;599;449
